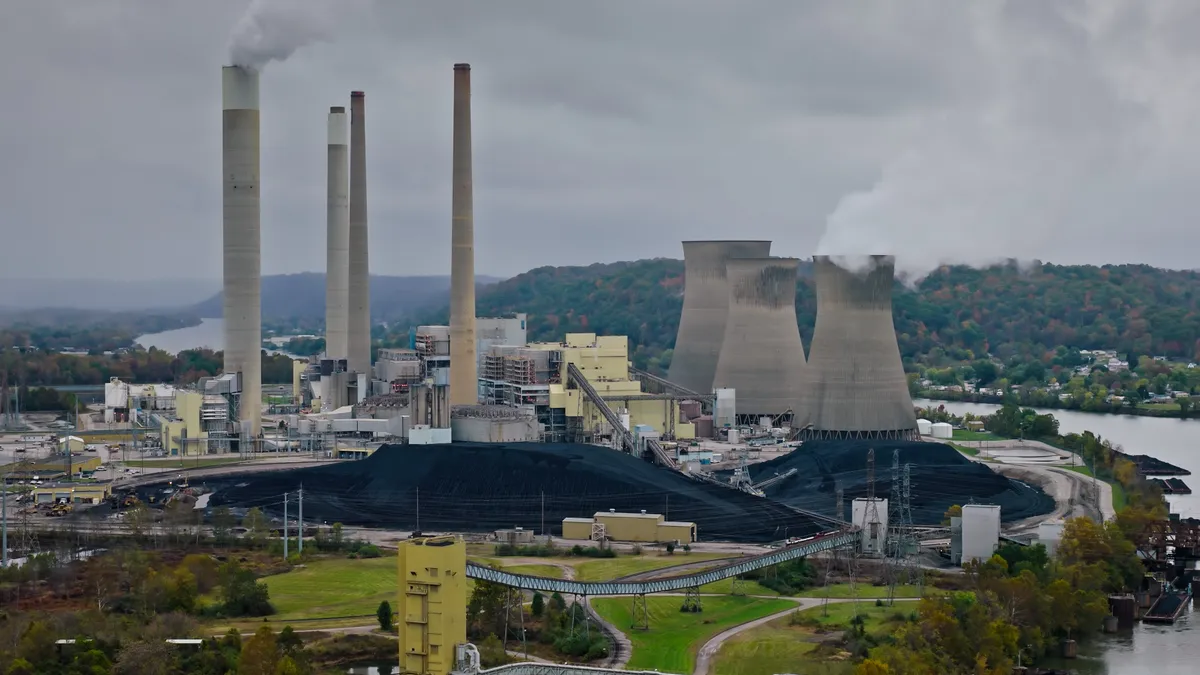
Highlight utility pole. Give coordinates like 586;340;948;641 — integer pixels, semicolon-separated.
283;492;289;560
540;491;544;538
298;484;303;554
415;487;420;533
2;471;7;567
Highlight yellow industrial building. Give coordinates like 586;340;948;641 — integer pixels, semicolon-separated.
397;536;468;675
480;332;696;441
31;482;112;504
1;456;102;481
562;511;697;544
160;391;209;456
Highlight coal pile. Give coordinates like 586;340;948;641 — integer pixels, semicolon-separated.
742;440;1054;525
1120;453;1190;476
206;442;830;543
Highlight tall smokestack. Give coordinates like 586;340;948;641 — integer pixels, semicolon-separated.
712;257;806;422
449;63;477;405
347;91;371;374
222;65;262;436
798;255;919;440
668;241;772;393
325;106;349;360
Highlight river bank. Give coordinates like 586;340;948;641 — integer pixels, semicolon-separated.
918;390;1194;420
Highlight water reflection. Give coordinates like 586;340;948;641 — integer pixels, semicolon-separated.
1038;607;1194;674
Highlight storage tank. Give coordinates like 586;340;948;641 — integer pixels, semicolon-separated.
931;422;953;439
916;419;933;435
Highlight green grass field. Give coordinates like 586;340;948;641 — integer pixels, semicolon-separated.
951;443;980;457
573;553;732;581
951;429;1004;441
795;583;924;599
711;620;822;675
590;595;795;673
261;556;397;621
504;563;565;579
709;602;916;675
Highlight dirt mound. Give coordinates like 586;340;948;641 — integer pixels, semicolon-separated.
743;440;1054;525
206;442;831;543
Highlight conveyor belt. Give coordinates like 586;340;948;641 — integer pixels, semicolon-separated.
466;529;857;595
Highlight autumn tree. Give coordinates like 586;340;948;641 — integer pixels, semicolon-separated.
237;626;280;675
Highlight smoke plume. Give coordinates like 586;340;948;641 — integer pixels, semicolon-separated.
814;1;1200;280
228;0;344;69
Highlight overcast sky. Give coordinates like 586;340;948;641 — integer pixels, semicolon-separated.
2;0;1198;282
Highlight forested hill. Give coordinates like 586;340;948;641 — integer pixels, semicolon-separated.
418;259;1200;371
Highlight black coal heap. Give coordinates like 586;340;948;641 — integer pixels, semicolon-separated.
208;442;830;543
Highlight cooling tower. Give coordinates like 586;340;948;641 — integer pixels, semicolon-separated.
449;63;477;406
798;255;919;439
222;65;261;436
712;257;806;421
347;91;371;374
668;241;772;393
325;106;349;360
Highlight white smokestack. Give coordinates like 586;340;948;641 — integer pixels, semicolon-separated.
449;63;477;406
347;91;371;374
222;65;262;437
325;106;349;360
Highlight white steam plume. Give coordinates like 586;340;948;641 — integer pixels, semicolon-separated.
228;0;350;69
814;1;1200;280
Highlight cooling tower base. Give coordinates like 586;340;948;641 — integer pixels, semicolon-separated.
800;428;922;442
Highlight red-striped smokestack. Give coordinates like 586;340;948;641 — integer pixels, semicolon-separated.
449;64;476;405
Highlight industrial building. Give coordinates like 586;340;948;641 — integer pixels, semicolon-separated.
852;497;889;555
396;536;467;675
104;378;178;425
561;510;696;544
669;240;772;394
477;333;696;444
953;504;1001;565
712;257;806;423
797;256;919;439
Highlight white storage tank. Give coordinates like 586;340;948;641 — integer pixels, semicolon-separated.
916;419;933;436
931;422;953;439
1037;520;1065;557
727;428;740;444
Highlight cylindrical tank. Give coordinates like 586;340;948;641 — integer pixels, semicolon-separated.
916;419;933;435
727;428;740;444
931;422;953;439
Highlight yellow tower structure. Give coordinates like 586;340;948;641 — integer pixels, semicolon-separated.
398;535;469;675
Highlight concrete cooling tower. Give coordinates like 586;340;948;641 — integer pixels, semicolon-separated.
222;65;261;436
712;257;806;422
798;255;919;440
668;241;772;393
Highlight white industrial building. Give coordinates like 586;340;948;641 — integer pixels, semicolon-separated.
951;504;1001;566
851;497;889;555
1037;520;1064;557
104;378;178;424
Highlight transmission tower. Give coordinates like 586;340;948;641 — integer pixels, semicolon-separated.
901;463;924;593
886;450;903;604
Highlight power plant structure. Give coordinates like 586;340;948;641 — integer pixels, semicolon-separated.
668;240;773;394
325;106;350;361
347;91;371;375
221;65;262;437
797;255;919;440
712;257;806;424
449;63;478;406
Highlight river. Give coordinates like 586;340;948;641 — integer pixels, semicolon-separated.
917;398;1198;672
135;317;225;354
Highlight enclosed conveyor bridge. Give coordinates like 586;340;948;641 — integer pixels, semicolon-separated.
465;529;857;595
565;362;675;467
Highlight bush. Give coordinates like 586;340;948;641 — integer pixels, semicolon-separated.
377;601;394;631
494;541;559;557
568;545;616;558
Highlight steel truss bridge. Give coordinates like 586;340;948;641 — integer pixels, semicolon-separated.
465;529;858;596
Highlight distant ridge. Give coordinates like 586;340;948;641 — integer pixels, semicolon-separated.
189;273;504;321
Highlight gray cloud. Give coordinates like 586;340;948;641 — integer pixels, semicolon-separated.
0;0;1198;285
